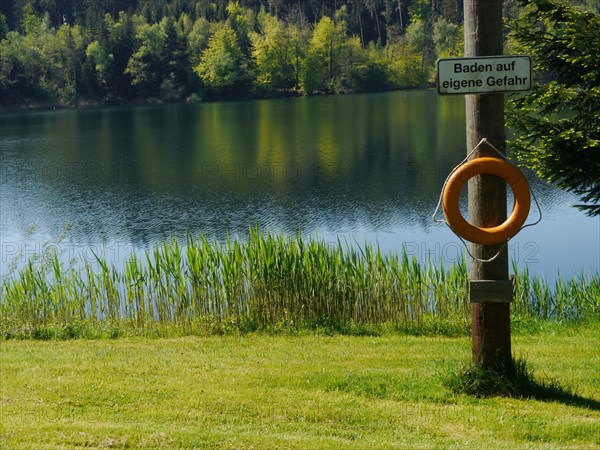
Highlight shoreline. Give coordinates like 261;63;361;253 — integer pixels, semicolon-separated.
0;85;430;115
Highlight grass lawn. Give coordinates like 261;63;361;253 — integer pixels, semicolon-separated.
1;323;599;449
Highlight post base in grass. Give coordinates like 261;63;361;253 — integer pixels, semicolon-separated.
471;302;512;370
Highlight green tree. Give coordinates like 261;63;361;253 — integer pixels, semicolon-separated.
407;0;434;24
225;1;254;50
433;17;461;58
302;15;348;93
187;17;212;67
383;34;422;88
85;39;111;90
249;11;297;94
21;3;48;35
0;13;9;40
194;23;249;97
0;32;30;104
507;0;600;215
125;19;163;97
405;17;428;84
125;14;189;101
0;19;59;104
160;15;188;100
97;11;136;102
345;39;391;92
584;0;600;13
46;24;88;103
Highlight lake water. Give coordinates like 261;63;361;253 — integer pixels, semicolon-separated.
1;91;598;281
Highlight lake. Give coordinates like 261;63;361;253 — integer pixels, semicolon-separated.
1;91;598;281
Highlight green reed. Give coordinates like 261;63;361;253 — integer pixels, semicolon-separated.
511;262;600;322
1;229;598;337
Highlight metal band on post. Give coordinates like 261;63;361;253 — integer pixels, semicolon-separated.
469;278;514;304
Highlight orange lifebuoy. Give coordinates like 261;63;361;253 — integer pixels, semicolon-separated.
442;157;530;245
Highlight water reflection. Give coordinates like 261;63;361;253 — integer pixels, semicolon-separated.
0;91;598;279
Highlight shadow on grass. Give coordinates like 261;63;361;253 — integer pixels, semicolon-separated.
443;357;600;411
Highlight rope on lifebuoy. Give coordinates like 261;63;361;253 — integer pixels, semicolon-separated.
433;138;542;262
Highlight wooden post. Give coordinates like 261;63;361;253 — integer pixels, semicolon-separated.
464;0;512;369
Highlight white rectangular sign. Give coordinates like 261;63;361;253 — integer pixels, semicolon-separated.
437;55;532;95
